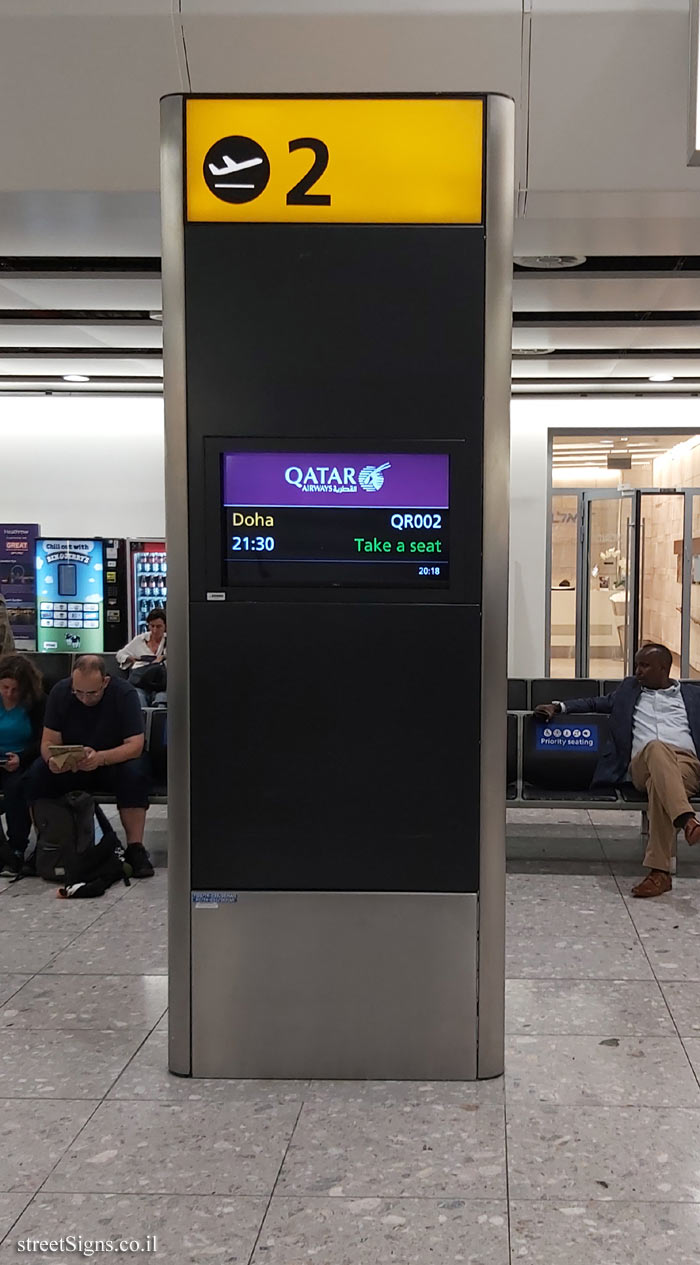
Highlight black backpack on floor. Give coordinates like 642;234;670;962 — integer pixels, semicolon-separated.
33;793;131;897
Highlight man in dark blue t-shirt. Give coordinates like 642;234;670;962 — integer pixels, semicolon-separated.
25;654;153;877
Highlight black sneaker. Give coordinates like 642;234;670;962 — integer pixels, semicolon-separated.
124;843;155;878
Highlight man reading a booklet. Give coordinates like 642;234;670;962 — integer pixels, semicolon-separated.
25;654;154;877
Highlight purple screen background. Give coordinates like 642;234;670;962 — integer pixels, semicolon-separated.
223;452;449;510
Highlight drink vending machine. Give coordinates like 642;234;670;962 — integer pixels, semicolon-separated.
102;538;129;652
129;539;168;636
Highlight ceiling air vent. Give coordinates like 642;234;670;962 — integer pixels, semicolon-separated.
514;255;586;269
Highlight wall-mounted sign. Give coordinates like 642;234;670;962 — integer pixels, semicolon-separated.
186;96;484;224
0;524;39;649
36;539;104;653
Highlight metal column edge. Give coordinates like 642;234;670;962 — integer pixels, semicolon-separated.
478;94;514;1079
160;94;192;1076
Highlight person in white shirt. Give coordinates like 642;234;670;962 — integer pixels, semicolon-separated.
116;608;166;706
536;643;700;898
117;608;166;670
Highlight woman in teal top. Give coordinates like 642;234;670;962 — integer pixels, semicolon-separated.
0;654;45;872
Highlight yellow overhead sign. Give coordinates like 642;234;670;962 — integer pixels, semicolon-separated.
186;97;484;225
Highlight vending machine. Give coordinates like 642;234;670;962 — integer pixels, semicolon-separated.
128;540;167;636
36;538;105;653
102;538;129;653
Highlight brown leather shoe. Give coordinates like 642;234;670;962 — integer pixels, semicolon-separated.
684;817;700;846
631;870;672;898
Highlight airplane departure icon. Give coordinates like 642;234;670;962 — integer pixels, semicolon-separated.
204;137;270;202
208;154;264;187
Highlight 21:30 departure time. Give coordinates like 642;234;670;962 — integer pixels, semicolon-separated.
224;506;449;583
231;536;275;551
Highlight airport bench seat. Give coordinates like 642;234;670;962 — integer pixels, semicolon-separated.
618;780;700;808
529;678;600;708
98;707;167;806
521;711;616;801
508;679;528;711
507;713;518;800
0;707;168;824
506;709;697;871
521;785;618;803
619;782;646;804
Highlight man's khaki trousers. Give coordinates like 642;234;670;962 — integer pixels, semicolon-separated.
629;740;700;871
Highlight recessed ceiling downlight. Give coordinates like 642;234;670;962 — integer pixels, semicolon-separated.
62;374;90;382
649;373;674;383
514;255;587;269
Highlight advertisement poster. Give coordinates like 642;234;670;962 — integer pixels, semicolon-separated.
36;539;104;653
0;524;39;649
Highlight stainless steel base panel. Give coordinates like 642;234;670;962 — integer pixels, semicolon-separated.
190;891;478;1080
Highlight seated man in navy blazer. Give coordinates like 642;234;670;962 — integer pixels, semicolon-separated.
535;643;700;898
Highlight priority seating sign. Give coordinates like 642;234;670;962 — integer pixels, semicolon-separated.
536;723;598;752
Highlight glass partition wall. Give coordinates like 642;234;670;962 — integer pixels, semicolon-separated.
549;487;699;678
637;493;684;676
549;494;579;675
691;494;700;679
585;492;633;680
548;431;700;678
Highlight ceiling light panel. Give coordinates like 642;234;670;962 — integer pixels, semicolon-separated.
513;325;700;353
0;356;162;377
0;279;163;311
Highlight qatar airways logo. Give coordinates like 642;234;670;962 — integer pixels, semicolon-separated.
284;462;392;495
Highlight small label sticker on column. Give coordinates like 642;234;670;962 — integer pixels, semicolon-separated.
206;592;226;601
192;891;238;908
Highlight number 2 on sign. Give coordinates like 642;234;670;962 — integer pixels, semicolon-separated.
287;138;331;206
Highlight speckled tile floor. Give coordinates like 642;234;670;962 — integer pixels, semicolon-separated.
0;808;698;1263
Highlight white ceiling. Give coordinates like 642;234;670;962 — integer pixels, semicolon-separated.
513;325;700;351
0;0;699;394
0;323;162;351
551;431;695;467
2;264;699;394
0;1;698;248
0;278;162;311
513;355;700;379
0;355;160;377
512;274;700;313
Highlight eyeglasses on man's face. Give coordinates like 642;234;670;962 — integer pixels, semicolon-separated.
72;681;106;701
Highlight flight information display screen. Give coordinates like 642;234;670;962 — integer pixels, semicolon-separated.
221;450;450;587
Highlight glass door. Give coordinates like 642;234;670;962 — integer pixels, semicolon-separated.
549;493;580;677
583;491;634;679
548;486;700;679
636;493;685;677
689;495;700;679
